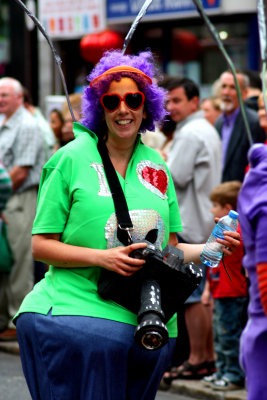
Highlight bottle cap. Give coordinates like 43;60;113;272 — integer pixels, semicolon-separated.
229;210;239;219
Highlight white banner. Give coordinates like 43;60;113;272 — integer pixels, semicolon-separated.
38;0;106;40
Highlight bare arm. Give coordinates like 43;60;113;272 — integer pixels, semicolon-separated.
168;231;241;264
32;233;147;277
9;166;30;191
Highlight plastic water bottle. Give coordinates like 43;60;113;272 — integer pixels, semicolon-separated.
200;210;239;268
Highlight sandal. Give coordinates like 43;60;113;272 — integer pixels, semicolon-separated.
160;373;172;390
162;366;180;385
168;360;209;380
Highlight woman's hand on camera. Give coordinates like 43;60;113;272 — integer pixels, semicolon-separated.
101;242;147;276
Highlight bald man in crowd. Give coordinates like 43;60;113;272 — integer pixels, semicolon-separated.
0;77;46;340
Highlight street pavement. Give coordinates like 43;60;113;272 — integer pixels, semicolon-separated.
0;340;247;400
163;379;247;400
0;348;31;400
0;344;198;400
0;349;198;400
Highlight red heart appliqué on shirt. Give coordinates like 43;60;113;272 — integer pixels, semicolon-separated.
142;166;168;195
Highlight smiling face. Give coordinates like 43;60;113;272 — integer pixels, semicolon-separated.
103;77;146;146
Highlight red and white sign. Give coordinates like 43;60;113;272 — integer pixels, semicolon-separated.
38;0;106;40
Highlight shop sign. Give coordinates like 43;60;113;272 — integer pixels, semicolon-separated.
107;0;221;22
38;0;106;40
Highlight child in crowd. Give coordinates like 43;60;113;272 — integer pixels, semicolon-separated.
201;181;248;391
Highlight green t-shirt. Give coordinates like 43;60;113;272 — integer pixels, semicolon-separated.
16;123;182;337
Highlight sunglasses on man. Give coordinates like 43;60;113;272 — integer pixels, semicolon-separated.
100;91;145;112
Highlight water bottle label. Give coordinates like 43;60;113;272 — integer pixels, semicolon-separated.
200;256;214;267
212;223;234;239
213;233;224;239
212;225;224;239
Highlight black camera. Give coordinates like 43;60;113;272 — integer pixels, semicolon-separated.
98;240;203;350
129;242;169;350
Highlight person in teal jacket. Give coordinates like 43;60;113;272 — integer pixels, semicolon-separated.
0;161;13;326
0;161;12;216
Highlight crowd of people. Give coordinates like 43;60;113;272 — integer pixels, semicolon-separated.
158;69;266;397
0;52;266;400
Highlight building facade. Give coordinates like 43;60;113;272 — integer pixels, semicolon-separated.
1;0;260;111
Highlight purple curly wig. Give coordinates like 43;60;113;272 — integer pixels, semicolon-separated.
81;50;166;135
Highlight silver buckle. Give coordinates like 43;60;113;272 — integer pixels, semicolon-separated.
118;224;134;243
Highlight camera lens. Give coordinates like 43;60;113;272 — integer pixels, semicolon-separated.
135;317;169;350
134;279;169;350
141;331;164;350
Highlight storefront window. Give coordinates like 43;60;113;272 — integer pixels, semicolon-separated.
199;21;249;84
162;18;254;97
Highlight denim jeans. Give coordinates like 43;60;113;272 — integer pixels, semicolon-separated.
213;297;247;383
17;311;176;400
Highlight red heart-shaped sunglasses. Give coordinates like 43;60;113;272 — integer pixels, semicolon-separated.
100;91;145;112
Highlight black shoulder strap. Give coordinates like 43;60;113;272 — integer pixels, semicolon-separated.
97;139;133;245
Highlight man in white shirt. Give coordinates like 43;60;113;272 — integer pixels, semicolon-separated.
162;76;221;380
0;77;46;340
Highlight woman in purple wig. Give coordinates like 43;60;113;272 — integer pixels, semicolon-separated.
14;50;240;400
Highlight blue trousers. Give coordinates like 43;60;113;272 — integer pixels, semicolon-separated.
16;312;176;400
213;297;246;383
